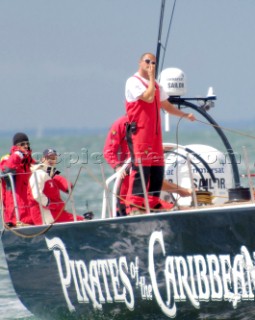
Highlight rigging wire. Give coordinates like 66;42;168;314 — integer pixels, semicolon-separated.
195;118;255;140
159;0;177;75
156;0;177;78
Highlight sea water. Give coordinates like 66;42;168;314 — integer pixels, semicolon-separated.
0;126;255;319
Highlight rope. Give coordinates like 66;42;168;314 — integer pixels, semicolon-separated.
195;119;255;140
196;190;213;206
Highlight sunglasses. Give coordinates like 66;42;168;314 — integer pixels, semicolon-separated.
18;141;30;147
144;59;156;65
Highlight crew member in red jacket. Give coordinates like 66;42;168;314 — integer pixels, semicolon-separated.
104;115;192;216
28;148;84;225
125;53;196;214
0;132;36;227
103;115;130;216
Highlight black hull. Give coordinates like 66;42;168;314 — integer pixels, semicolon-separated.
2;204;255;319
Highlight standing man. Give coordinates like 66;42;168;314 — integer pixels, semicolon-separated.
125;52;195;215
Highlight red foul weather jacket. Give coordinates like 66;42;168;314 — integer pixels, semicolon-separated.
0;146;35;225
103;115;130;215
103;115;130;169
125;76;164;166
28;164;83;225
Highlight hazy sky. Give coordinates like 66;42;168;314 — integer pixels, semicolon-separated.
0;0;254;133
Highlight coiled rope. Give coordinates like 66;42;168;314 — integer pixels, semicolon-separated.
195;190;213;206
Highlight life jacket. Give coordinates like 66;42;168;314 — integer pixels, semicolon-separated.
125;75;162;140
125;75;164;166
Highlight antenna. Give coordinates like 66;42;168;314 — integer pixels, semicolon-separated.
206;86;216;99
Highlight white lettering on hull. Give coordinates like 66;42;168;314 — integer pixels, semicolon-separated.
45;231;255;317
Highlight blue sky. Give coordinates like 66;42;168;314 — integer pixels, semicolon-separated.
0;0;254;133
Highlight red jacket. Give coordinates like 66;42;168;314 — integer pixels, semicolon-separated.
28;164;83;225
103;115;130;169
0;146;35;225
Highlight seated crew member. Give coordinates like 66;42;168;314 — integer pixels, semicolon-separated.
0;132;36;227
103;115;192;215
28;148;85;225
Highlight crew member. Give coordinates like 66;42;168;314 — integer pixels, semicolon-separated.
125;53;196;214
0;132;36;226
103;115;130;216
104;114;192;216
28;148;85;225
